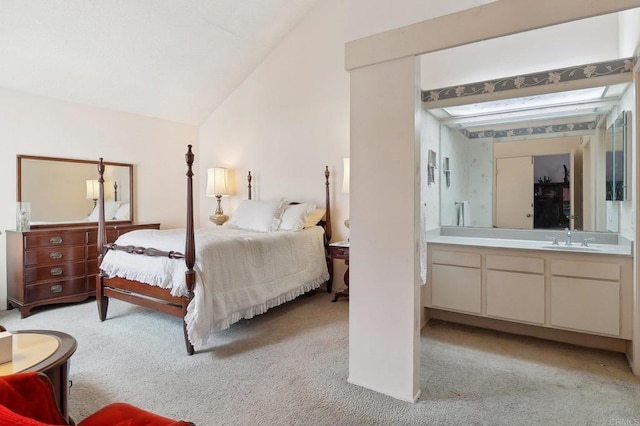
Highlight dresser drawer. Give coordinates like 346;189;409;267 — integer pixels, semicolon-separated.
26;278;87;302
87;230;118;244
87;259;99;276
24;246;86;267
25;261;86;284
25;232;86;249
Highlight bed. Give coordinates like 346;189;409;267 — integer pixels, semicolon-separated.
95;145;333;354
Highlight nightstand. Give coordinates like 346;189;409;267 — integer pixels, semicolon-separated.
328;241;349;302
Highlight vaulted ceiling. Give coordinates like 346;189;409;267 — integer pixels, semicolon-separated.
0;1;319;125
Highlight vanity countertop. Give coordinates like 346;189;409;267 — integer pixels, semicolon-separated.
427;235;632;256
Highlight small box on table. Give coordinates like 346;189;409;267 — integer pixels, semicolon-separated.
0;331;13;364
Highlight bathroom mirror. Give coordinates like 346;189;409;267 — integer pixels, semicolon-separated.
17;155;133;228
605;110;631;201
430;82;634;232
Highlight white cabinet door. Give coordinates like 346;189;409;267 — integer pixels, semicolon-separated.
487;270;545;324
432;264;481;314
550;276;620;336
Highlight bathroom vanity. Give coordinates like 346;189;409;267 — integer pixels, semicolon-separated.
425;228;633;351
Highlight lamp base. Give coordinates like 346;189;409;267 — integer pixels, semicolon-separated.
209;214;229;226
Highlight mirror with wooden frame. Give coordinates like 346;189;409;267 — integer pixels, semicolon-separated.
17;155;133;228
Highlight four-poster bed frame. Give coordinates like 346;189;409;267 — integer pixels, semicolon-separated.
95;145;332;354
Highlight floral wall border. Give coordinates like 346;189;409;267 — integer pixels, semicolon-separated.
422;57;636;103
462;120;598;139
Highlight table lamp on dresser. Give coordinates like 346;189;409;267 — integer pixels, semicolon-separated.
206;167;233;225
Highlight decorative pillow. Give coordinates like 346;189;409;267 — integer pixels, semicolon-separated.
224;199;285;232
278;203;316;231
114;203;130;220
86;201;120;221
303;208;326;228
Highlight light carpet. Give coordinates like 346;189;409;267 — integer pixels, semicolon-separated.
1;292;639;426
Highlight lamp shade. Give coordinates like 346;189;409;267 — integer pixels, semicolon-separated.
342;158;350;194
86;180;99;200
206;167;231;196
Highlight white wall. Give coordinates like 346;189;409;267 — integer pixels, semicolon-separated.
0;87;198;308
198;0;350;245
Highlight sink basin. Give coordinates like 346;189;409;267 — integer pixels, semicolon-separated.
540;245;601;252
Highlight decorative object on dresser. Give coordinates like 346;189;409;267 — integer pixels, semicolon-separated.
206;167;235;225
6;223;160;318
96;145;333;354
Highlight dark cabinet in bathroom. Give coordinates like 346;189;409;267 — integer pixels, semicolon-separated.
533;182;569;229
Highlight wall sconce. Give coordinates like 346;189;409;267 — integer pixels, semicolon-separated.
342;157;350;229
86;179;99;207
443;157;451;187
206;167;233;225
427;150;437;185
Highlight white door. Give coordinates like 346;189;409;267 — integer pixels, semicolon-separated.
495;156;533;229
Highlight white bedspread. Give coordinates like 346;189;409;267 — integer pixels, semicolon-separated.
99;226;329;348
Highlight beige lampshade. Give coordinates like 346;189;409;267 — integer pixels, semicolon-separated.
86;179;99;200
342;158;350;194
206;167;232;196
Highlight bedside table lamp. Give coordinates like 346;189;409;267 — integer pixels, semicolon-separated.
342;157;350;229
206;167;232;225
86;179;99;207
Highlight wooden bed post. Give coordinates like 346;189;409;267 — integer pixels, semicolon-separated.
96;158;109;321
183;145;196;355
324;166;332;243
324;166;333;293
248;171;252;200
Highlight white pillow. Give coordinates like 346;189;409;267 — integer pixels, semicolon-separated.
114;203;130;220
278;203;316;231
303;208;326;228
86;201;121;221
225;199;285;232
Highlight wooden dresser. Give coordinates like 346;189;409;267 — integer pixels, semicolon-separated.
6;223;160;318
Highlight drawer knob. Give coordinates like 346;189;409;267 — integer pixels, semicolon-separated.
50;267;63;276
50;236;63;245
49;251;63;260
50;284;63;293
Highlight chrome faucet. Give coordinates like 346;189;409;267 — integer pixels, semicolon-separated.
565;228;571;246
545;236;558;245
581;238;596;247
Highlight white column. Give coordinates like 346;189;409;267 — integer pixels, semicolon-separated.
348;55;422;402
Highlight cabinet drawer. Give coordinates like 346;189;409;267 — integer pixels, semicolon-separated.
26;278;87;302
25;232;86;249
24;246;86;267
551;260;620;281
87;259;99;276
432;250;481;268
486;254;544;274
25;261;86;284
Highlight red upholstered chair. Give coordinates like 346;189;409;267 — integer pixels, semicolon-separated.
0;372;194;426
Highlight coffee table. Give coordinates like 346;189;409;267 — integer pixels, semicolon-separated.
0;330;77;422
